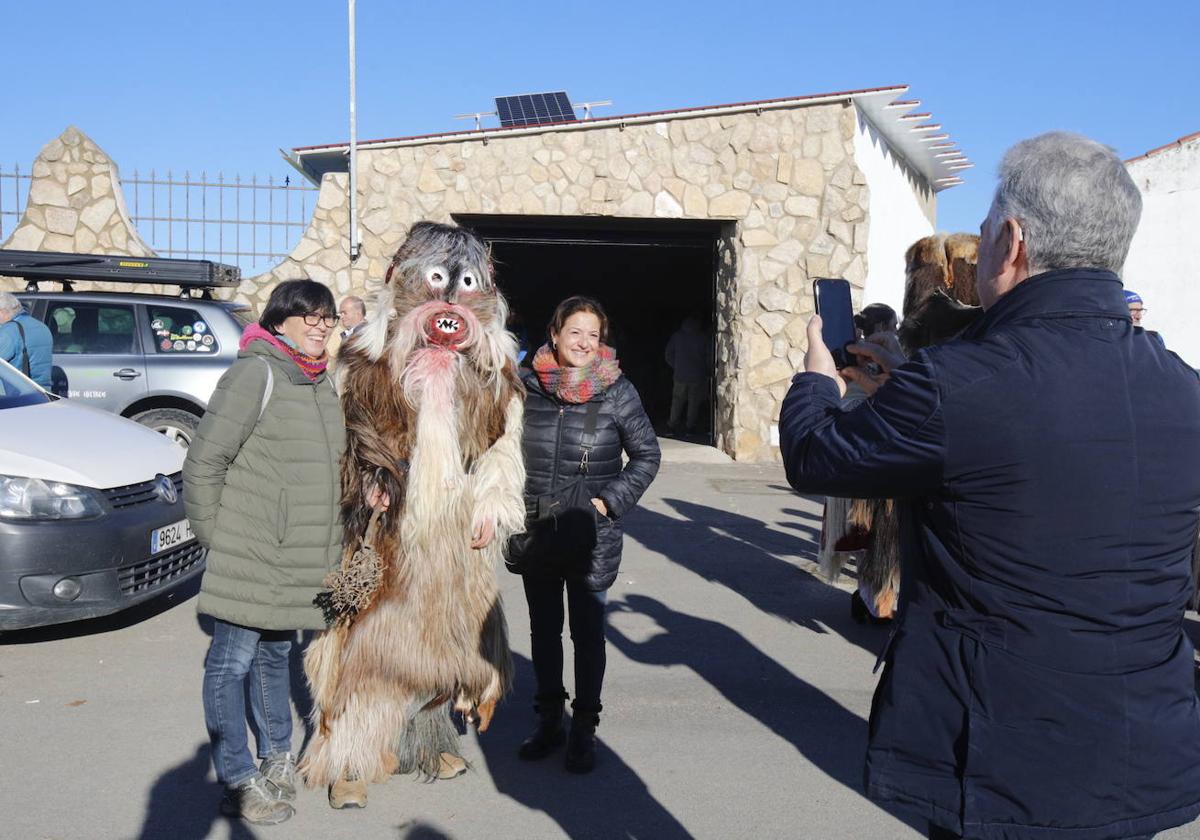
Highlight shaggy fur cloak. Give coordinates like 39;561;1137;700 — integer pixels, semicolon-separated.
301;222;525;786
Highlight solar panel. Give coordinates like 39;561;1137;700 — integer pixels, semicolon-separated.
494;91;576;127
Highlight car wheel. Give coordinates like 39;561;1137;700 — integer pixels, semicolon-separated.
132;408;201;448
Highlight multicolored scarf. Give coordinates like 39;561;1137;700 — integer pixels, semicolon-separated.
240;323;328;381
532;342;621;404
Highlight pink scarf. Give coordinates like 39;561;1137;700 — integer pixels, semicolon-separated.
532;343;621;404
240;323;327;381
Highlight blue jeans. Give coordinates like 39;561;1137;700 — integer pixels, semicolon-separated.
202;619;294;786
522;575;608;710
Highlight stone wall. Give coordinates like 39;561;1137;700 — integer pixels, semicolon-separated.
1;128;155;292
2;106;875;461
254;102;871;460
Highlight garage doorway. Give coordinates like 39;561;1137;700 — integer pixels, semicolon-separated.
456;215;724;444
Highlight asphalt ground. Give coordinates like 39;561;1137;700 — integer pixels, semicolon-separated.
3;446;1198;840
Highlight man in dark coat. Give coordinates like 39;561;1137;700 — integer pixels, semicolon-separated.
780;132;1200;840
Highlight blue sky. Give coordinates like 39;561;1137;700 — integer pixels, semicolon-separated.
4;0;1197;238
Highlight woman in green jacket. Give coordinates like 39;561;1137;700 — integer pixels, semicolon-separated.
183;279;346;825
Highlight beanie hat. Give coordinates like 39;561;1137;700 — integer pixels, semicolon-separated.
1124;290;1143;305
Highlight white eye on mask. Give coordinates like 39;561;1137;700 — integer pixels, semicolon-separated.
458;270;478;291
425;265;449;289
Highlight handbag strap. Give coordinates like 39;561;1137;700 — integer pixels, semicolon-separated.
14;320;31;378
577;400;600;475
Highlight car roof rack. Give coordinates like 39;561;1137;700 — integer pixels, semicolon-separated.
0;250;241;299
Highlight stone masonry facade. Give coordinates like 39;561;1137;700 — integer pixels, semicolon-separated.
4;103;875;461
2;127;154;263
254;102;871;461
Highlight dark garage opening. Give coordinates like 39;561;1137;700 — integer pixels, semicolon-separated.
456;215;724;443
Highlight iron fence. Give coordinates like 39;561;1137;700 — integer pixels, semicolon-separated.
0;165;30;242
0;163;319;277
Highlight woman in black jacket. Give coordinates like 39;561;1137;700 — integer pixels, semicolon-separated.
508;295;660;773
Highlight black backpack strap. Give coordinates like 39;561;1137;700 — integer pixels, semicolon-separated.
577;400;601;474
14;320;31;378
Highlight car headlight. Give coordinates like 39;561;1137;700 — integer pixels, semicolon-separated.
0;475;104;520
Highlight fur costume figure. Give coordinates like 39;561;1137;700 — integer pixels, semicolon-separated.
824;234;980;621
300;221;525;788
899;232;980;318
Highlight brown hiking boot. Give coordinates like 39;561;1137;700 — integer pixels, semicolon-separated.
437;752;467;780
220;775;295;824
328;775;368;810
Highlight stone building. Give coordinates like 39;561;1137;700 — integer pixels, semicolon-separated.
2;85;969;461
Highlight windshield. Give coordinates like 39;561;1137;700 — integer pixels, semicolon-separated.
0;360;51;410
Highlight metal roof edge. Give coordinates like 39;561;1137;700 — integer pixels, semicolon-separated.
1125;130;1200;165
291;84;911;155
853;92;970;192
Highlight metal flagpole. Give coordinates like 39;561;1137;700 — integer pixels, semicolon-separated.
348;0;360;262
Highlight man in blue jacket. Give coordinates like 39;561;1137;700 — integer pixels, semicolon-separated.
0;291;53;389
781;132;1200;840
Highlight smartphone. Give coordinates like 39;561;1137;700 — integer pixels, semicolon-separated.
812;278;856;369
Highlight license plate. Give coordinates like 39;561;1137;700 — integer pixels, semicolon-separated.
151;518;194;554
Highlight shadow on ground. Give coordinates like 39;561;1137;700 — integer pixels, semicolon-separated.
135;743;256;840
476;653;692;840
608;593;923;834
624;499;889;657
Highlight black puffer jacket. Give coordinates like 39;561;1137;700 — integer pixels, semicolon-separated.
509;369;661;590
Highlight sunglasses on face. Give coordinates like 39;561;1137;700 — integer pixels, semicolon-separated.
301;312;340;328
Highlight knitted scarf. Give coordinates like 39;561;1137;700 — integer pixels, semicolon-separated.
240;323;328;381
532;343;621;404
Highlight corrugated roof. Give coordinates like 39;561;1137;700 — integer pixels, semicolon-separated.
287;84;970;192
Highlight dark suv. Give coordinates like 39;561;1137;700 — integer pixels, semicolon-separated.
1;251;249;446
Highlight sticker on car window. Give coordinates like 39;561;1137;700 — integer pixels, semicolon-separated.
149;308;220;354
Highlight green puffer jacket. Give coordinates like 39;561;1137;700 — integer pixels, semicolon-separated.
183;339;346;630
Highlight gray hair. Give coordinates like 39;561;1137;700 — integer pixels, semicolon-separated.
0;291;20;314
991;131;1142;274
341;295;366;317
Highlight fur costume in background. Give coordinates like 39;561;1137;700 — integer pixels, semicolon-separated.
822;234;981;619
300;222;526;787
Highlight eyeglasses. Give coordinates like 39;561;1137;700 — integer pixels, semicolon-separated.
301;312;339;328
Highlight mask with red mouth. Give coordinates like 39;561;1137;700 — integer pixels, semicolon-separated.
427;310;470;349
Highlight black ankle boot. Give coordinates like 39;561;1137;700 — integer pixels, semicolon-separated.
564;704;600;774
518;692;567;761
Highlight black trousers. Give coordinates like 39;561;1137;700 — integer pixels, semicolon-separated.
522;574;608;711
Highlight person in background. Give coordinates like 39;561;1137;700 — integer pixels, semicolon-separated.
664;313;711;438
820;302;902;625
782;132;1200;840
1125;289;1166;347
0;292;52;389
338;295;366;340
853;302;897;339
184;279;346;826
509;295;660;774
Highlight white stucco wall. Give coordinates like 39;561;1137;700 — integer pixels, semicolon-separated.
853;108;936;316
1123;135;1200;366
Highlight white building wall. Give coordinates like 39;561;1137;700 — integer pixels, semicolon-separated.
1123;135;1200;366
853;108;936;317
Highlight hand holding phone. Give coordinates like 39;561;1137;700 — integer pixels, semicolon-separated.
812;278;856;369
